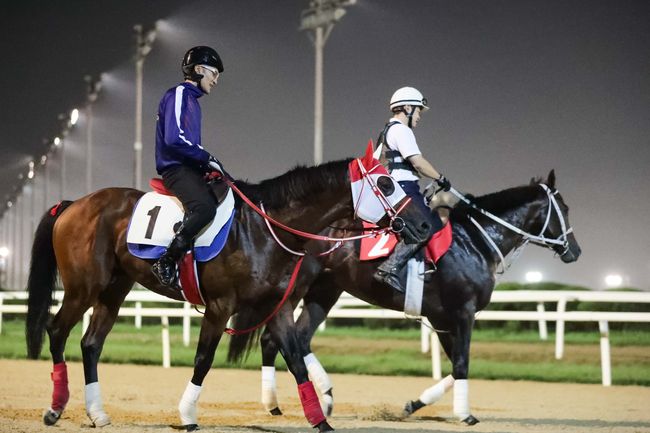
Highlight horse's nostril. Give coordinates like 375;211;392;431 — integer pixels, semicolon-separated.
420;222;431;232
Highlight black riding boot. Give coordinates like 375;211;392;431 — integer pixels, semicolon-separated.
373;241;421;293
152;231;192;287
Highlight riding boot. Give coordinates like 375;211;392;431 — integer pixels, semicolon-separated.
152;230;193;287
373;241;421;293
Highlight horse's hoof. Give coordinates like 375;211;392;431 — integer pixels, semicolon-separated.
402;399;425;417
316;420;335;432
43;408;61;426
462;414;480;425
269;407;283;416
89;413;111;427
185;424;199;432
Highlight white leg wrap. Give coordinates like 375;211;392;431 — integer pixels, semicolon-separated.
178;382;202;426
453;379;470;420
304;353;332;392
261;366;279;411
85;382;111;427
304;353;334;416
419;374;454;405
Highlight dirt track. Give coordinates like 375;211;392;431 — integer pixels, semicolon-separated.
1;359;648;433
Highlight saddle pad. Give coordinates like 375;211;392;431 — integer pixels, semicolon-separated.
360;221;452;262
126;189;235;262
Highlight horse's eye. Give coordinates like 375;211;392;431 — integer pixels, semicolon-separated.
376;176;395;196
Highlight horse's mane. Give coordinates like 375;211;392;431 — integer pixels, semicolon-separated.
233;158;352;209
450;181;545;221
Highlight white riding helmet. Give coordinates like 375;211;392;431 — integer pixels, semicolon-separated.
389;87;429;111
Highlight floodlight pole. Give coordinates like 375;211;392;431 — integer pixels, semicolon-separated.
134;24;157;190
300;0;355;165
84;75;102;195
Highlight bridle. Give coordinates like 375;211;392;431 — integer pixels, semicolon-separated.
448;184;574;274
351;158;412;234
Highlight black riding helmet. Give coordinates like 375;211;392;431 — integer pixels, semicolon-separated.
182;46;224;83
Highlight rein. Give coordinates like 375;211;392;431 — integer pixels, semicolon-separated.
224;256;305;336
223;176;394;243
219;157;409;334
448;184;574;274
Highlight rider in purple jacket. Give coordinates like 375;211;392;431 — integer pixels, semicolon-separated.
152;46;226;287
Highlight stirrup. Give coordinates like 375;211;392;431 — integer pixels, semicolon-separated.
152;260;178;287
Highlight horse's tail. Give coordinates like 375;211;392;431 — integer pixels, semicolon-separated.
26;201;73;359
226;306;265;364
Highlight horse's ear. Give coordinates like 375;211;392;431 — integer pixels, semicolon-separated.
547;169;556;189
529;177;537;186
362;140;375;167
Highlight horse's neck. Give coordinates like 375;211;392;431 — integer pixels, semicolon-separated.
260;188;352;243
476;198;545;258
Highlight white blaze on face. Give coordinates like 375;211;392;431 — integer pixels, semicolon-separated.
349;158;406;223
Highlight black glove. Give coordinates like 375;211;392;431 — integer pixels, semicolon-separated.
435;175;451;192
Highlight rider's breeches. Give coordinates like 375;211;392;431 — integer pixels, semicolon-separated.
162;165;218;238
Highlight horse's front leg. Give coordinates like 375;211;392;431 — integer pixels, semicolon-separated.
267;304;334;432
449;306;479;425
178;301;232;431
295;280;343;417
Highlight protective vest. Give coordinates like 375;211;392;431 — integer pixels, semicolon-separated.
376;121;418;176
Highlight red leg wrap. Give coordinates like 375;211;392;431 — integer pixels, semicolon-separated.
50;362;69;412
298;381;325;426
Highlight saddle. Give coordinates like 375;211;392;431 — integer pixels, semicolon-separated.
126;176;235;305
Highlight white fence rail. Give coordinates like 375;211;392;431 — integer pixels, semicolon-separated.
1;290;649;385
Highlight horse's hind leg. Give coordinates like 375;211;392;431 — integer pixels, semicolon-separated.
80;273;134;427
260;328;283;415
42;289;95;425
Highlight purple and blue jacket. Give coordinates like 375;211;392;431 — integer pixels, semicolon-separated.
155;82;212;174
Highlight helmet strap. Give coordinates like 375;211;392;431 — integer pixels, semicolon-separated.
405;106;414;129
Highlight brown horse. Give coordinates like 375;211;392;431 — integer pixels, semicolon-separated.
25;155;432;432
228;170;581;424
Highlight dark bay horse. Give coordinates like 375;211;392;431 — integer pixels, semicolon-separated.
25;156;431;432
228;170;581;424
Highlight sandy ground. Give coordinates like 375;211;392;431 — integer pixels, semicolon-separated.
0;359;649;433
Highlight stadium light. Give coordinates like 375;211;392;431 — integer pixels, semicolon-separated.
604;274;623;288
300;0;356;165
54;137;61;147
525;271;543;283
0;246;9;258
70;108;79;125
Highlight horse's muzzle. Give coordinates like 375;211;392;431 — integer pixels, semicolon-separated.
400;220;432;245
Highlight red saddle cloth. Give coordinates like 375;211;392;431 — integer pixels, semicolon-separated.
149;178;172;196
360;222;452;263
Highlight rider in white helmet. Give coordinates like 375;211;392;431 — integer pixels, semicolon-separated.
373;86;452;293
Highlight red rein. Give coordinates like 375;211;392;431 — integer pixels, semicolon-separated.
224;256;305;336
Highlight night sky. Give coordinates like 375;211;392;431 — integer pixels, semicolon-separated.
1;0;649;289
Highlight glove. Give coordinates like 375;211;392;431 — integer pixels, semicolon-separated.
435;175;451;192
